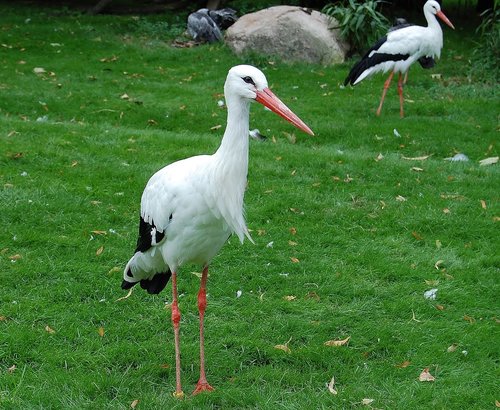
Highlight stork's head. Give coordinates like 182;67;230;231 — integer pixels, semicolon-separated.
425;0;455;29
225;65;314;135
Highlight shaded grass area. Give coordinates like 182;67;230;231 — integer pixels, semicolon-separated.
0;4;498;409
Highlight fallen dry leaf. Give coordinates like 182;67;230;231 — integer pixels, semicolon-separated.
130;399;139;409
375;153;384;161
108;266;121;275
98;327;105;337
436;239;442;249
412;231;423;241
92;230;107;236
479;156;498;166
396;195;407;202
434;260;445;270
100;55;119;63
402;154;431;161
283;295;296;301
33;67;46;74
0;315;7;321
435;304;445;311
447;343;458;352
289;227;297;235
8;364;16;373
324;336;351;347
464;315;475;324
45;325;56;334
480;200;487;209
495;400;500;408
290;257;300;263
411;166;424;172
210;124;222;131
361;398;374;406
395;360;411;368
326;375;337;395
96;246;104;256
9;254;22;261
274;337;292;354
419;368;435;382
116;287;134;302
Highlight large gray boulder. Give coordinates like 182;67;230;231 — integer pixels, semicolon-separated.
225;6;348;65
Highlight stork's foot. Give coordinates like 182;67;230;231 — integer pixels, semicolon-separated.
192;381;214;395
172;390;185;399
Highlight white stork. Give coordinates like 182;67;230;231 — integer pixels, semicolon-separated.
121;65;313;397
344;0;455;117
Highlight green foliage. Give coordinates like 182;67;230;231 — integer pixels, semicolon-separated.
323;0;390;54
0;3;498;409
471;4;500;82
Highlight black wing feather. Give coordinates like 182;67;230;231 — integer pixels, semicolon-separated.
344;36;410;86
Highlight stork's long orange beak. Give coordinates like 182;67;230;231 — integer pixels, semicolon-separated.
255;87;314;136
436;10;455;29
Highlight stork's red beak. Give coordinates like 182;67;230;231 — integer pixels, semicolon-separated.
436;10;455;29
255;87;314;136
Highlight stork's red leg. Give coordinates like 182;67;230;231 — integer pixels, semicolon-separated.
193;266;214;395
397;73;405;118
171;271;184;398
376;71;394;116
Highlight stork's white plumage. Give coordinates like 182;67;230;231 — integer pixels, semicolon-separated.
344;0;454;117
121;65;313;397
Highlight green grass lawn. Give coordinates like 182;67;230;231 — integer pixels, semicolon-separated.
0;4;498;409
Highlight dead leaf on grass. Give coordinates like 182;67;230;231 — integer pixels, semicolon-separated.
96;246;104;256
395;360;411;368
45;325;56;334
447;343;458;352
290;257;300;263
283;295;296;301
116;288;134;302
326;374;337;395
9;254;22;261
98;327;105;337
324;336;350;347
464;315;475;324
412;231;423;241
92;230;107;236
274;337;292;354
480;200;487;209
402;154;431;161
130;399;139;409
479;156;498;166
361;398;374;406
396;195;407;202
418;368;435;382
495;400;500;408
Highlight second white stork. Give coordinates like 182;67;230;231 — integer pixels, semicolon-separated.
121;65;313;397
344;0;455;117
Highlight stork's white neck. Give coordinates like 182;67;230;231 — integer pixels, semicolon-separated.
210;92;252;243
214;94;250;170
424;8;441;31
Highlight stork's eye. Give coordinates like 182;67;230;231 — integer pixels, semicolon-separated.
242;76;255;85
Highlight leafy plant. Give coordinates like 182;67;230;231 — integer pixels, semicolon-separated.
471;4;499;82
323;0;390;55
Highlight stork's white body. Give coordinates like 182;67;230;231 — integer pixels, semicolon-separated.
121;65;313;397
354;14;444;85
344;0;454;117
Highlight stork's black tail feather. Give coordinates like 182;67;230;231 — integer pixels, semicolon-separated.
121;270;172;295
